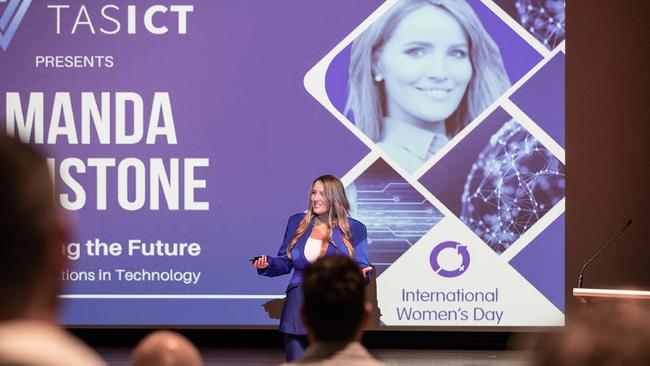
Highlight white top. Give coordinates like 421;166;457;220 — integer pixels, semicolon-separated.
304;237;323;263
378;117;449;174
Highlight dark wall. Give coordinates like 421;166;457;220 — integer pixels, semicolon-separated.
566;0;650;315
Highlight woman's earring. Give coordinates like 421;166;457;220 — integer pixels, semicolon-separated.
374;74;383;82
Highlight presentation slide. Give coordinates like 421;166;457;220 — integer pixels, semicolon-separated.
0;0;565;327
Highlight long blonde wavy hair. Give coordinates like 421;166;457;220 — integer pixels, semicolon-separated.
286;175;354;259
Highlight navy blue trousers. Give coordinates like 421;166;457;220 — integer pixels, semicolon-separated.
284;333;309;362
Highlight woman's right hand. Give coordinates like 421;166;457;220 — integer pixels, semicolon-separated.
252;255;269;269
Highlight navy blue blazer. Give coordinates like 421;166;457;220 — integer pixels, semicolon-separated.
258;212;370;334
259;212;371;291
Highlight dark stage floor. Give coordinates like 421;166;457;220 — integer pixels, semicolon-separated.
98;347;531;365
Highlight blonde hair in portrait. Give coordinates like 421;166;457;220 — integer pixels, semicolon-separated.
345;0;511;141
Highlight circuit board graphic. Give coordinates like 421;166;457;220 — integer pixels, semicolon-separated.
347;159;443;276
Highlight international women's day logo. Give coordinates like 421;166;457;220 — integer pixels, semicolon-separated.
430;241;470;278
0;0;31;50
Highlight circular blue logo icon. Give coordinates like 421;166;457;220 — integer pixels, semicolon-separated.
430;241;470;278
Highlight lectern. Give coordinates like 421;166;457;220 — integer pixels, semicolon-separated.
573;288;650;304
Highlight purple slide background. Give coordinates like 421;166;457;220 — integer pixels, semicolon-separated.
0;0;382;324
0;0;564;326
511;52;565;147
510;213;565;312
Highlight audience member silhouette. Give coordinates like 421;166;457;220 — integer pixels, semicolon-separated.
525;300;650;366
131;330;203;366
0;133;106;366
282;255;386;365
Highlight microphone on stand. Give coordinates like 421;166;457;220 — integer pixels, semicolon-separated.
578;220;632;288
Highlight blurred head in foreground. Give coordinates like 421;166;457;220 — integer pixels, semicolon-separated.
131;330;203;366
301;255;369;343
527;300;650;366
0;133;106;366
0;133;66;322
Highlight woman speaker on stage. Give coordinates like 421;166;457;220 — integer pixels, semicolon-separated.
252;175;371;362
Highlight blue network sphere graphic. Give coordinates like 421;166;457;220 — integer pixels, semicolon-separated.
460;120;565;254
516;0;565;49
